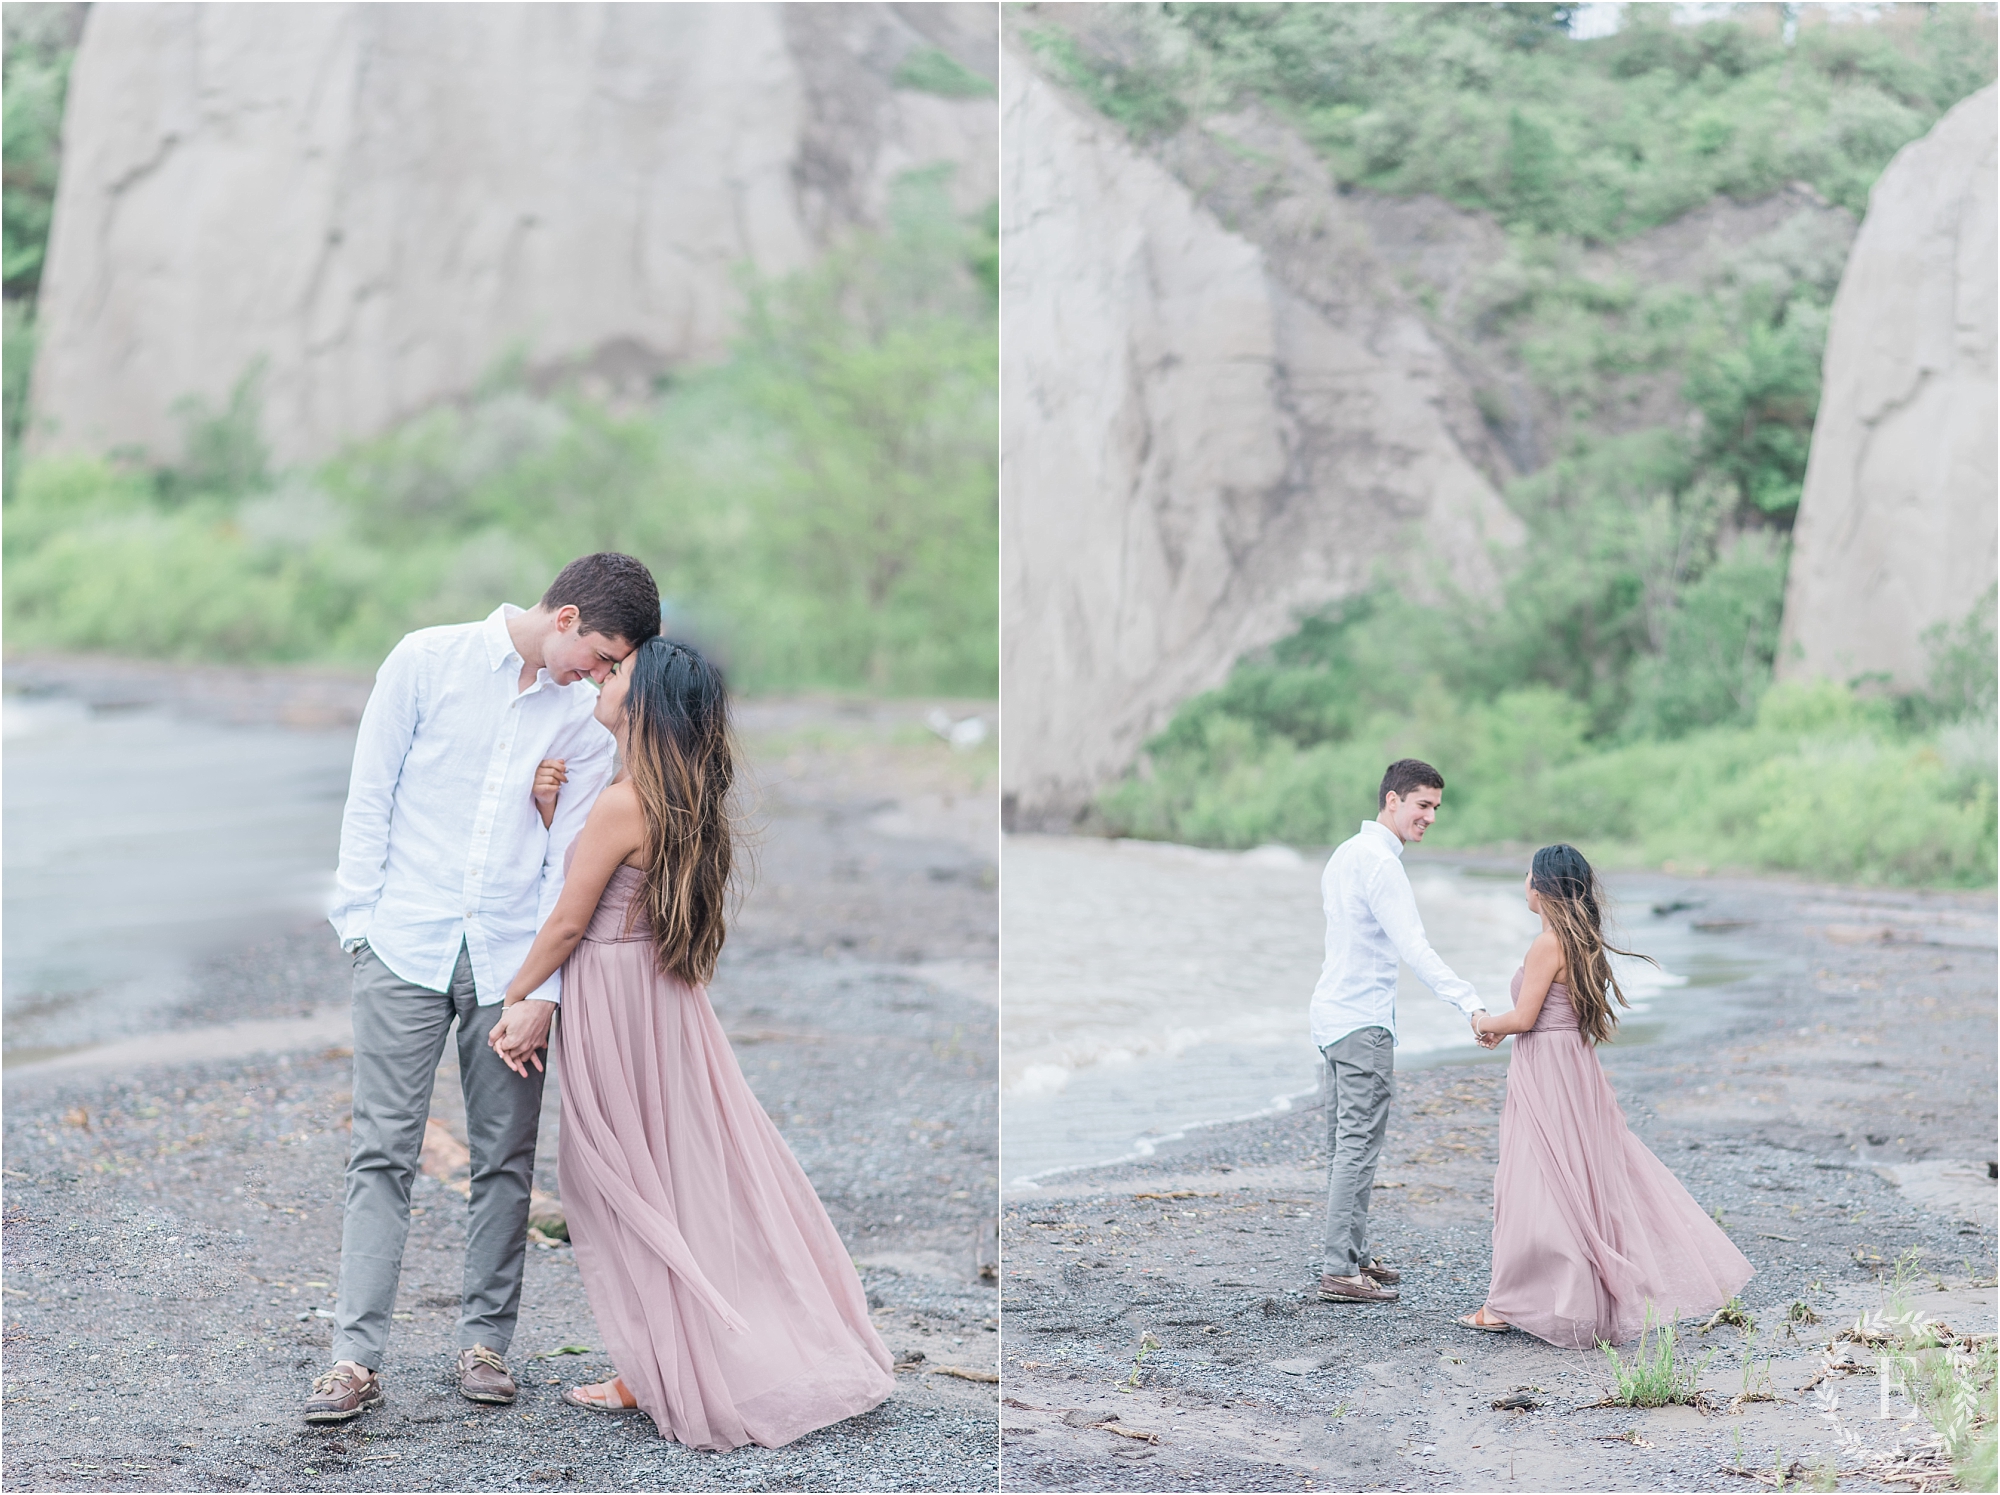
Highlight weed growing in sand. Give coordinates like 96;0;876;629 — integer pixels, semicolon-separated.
1125;1331;1160;1389
1787;1299;1823;1339
1804;1452;1839;1491
1597;1305;1716;1409
1808;1254;2000;1490
1734;1351;1779;1410
1882;1332;1997;1488
1701;1296;1754;1335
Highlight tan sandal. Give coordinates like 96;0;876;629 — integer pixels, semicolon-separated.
1456;1307;1512;1333
562;1377;639;1412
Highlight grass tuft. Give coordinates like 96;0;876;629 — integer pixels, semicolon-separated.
1597;1304;1716;1409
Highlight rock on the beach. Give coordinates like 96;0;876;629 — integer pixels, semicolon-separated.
28;2;996;465
999;49;1520;828
1778;83;1999;689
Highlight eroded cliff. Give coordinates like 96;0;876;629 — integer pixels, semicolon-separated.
1000;55;1522;828
28;2;996;465
1778;83;1999;689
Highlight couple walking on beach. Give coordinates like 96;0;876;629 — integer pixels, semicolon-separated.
305;553;894;1449
1313;757;1752;1347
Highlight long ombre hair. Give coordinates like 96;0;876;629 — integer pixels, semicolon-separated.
1531;844;1653;1046
619;638;739;986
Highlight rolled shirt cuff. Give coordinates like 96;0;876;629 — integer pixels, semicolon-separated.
329;906;375;948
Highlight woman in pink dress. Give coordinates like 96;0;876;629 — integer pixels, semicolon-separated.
492;637;894;1449
1462;844;1752;1348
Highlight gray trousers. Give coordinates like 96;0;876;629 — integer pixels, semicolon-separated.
1321;1025;1394;1277
331;943;546;1369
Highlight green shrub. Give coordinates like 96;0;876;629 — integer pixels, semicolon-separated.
1624;531;1788;738
1054;4;1994;238
1101;678;1996;886
2;174;999;694
1;11;74;298
892;47;994;98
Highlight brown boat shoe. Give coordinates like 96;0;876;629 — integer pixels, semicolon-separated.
458;1345;518;1404
304;1362;384;1423
1360;1258;1402;1285
1318;1271;1400;1303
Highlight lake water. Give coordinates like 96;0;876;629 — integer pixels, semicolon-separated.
2;693;356;1056
1000;833;1778;1188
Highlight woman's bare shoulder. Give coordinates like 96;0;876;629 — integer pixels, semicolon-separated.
592;779;641;815
1528;929;1572;985
582;780;644;837
588;779;649;866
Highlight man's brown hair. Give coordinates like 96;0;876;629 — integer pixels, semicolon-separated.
541;553;661;648
1377;757;1444;810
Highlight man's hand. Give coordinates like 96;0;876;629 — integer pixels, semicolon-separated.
488;1000;555;1078
1470;1011;1502;1050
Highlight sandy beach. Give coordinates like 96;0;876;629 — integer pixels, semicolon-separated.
998;872;1996;1492
2;660;1000;1492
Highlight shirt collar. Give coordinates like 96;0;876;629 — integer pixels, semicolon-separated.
1360;819;1405;858
483;603;527;675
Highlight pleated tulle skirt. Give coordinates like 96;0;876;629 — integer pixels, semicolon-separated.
555;930;893;1449
1486;1028;1753;1349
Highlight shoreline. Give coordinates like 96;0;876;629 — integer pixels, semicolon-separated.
1001;835;1993;1194
998;870;1996;1491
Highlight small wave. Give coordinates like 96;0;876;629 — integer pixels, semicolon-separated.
1006;1080;1322;1188
1012;1063;1072;1098
1003;1013;1309;1093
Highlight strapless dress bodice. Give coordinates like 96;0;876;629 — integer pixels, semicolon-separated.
582;864;650;944
1509;966;1580;1033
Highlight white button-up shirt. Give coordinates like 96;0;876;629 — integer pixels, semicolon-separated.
327;605;617;1005
1309;820;1485;1049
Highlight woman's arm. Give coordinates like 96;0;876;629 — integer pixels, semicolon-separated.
504;783;645;1003
1475;933;1563;1037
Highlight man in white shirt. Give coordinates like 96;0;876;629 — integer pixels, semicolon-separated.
1310;758;1495;1305
305;553;659;1423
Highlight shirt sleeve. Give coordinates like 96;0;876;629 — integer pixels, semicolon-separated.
524;717;618;1005
1366;855;1484;1014
328;638;422;947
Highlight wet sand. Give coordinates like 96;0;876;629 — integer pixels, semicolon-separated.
1;664;1000;1492
998;875;1996;1492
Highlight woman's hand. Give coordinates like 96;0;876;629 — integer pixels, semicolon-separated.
532;758;568;830
488;998;554;1078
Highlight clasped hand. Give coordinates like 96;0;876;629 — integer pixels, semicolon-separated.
1470;1011;1502;1050
488;998;554;1077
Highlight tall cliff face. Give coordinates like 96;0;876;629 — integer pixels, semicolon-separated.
28;2;995;466
1778;84;1998;689
1000;57;1522;829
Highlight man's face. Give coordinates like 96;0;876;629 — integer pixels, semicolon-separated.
1383;784;1443;843
592;654;632;732
542;608;634;686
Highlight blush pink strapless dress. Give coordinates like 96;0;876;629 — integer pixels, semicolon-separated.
1485;967;1752;1349
554;864;894;1449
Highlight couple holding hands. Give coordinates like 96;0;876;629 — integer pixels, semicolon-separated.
1311;758;1751;1347
305;553;894;1450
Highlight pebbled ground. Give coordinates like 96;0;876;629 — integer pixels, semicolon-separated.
2;686;1000;1492
998;875;1996;1492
